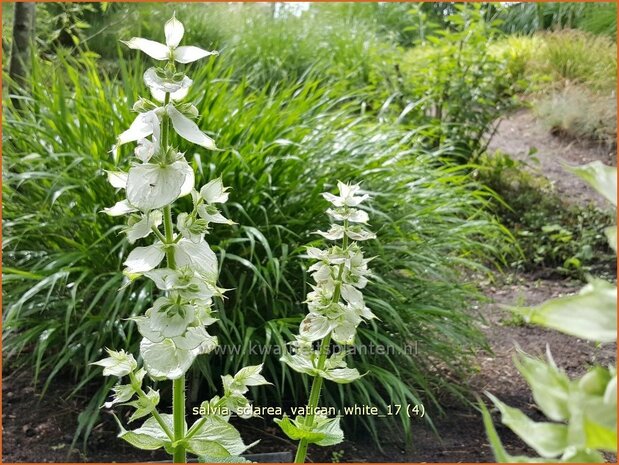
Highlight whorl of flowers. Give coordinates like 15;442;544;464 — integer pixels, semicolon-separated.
276;182;377;456
93;15;268;460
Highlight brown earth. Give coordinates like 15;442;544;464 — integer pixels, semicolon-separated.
2;110;616;462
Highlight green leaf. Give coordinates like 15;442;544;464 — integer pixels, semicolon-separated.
487;393;568;458
565;161;617;206
274;415;343;447
605;226;616;252
510;279;617;343
199;456;253;463
188;417;255;457
115;414;174;451
127;387;160;422
514;348;570;421
583;416;617;452
479;400;547;463
274;416;326;444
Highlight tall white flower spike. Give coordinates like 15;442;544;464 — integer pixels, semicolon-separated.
95;14;268;462
276;181;377;462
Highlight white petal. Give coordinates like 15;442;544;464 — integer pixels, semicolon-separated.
175;239;218;277
299;313;332;341
173;326;217;351
117;111;159;146
134;138;155;163
106;171;128;189
143;268;179;290
122;37;170;60
103;199;137;216
197;205;234;225
140;338;195;380
126;161;189;210
315;225;345;241
179;161;195;197
124;244;165;273
200;177;229;204
173;45;217;64
165;14;184;48
167;105;216;150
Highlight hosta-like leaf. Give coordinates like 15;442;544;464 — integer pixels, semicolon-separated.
566;161;617;206
514;348;570;422
487;393;568;458
509;279;617;343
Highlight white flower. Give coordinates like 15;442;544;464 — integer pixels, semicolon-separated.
125;210;163;244
322;182;369;208
92;348;138;377
197;203;234;225
122;14;218;65
124;243;166;273
315;224;345;241
144;67;193;103
135;138;156;163
175;238;219;278
106;170;128;189
104;199;137;217
200;177;230;204
117;110;160;147
326;207;369;224
167;104;217;150
126;159;194;210
140;336;214;380
144;296;196;339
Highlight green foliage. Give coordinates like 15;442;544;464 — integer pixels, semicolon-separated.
2;49;507;446
475;152;614;276
483;161;617;463
399;4;517;160
498;2;617;39
540;30;617;91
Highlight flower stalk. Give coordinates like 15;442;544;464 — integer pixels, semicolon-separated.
276;183;377;462
93;14;269;462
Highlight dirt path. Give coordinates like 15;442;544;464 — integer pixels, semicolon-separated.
487;109;616;209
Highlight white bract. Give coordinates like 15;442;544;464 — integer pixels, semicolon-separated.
278;182;376;459
94;14;268;461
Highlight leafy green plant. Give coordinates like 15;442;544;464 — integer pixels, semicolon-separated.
399;4;516;160
88;14;271;461
482;161;617;462
275;183;376;462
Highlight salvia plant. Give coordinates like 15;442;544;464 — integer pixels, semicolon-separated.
481;161;617;463
93;15;270;462
275;182;377;463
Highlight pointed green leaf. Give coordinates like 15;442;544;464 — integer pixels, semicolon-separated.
510;279;617;343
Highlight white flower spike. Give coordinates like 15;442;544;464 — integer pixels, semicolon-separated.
98;14;265;462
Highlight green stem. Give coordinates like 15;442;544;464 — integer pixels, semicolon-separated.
173;377;186;463
295;222;349;464
161;90;186;463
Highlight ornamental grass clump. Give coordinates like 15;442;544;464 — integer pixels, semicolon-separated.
92;15;269;462
275;182;377;463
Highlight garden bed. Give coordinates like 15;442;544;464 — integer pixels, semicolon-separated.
3;273;615;463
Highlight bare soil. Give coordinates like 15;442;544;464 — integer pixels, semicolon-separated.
2;110;616;462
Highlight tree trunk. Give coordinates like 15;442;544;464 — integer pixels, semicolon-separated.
9;2;36;108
